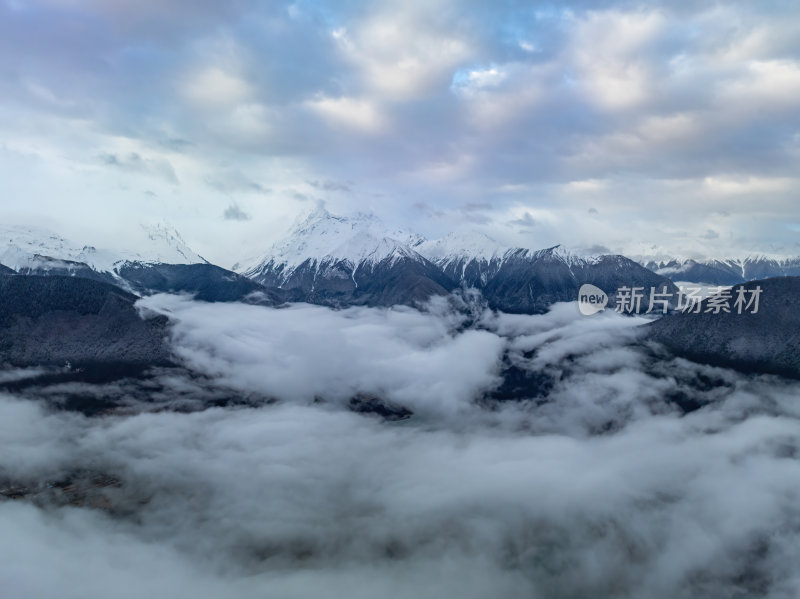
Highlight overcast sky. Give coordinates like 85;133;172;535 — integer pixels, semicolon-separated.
1;0;799;265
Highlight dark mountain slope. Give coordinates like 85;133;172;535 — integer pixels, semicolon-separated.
484;249;678;314
647;277;800;377
261;255;457;308
0;275;172;368
116;263;285;304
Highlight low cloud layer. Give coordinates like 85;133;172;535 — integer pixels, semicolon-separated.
140;294;504;417
2;297;800;598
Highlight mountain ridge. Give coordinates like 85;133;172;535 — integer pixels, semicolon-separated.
0;223;207;276
0;223;279;305
639;256;800;285
238;209;678;311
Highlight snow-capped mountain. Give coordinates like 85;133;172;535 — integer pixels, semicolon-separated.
130;223;207;266
0;210;683;312
412;231;507;288
413;232;616;294
0;225;117;276
411;229;677;312
413;231;506;263
238;208;424;276
238;208;454;306
0;223;205;277
413;231;601;267
641;256;800;285
0;223;274;304
239;210;678;312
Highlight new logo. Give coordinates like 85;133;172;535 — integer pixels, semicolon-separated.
578;284;608;316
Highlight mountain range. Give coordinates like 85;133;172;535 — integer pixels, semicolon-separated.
236;208;678;312
640;256;800;286
237;210;456;307
1;210;799;313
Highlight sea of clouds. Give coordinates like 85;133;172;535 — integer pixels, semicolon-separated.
1;295;799;598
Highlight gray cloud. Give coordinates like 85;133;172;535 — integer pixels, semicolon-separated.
223;203;251;221
462;203;492;212
206;170;268;195
508;211;537;228
100;152;179;185
582;243;611;254
308;179;353;193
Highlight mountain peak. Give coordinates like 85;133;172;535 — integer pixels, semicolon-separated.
131;222;206;266
240;209;423;276
0;224;117;273
0;222;205;275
